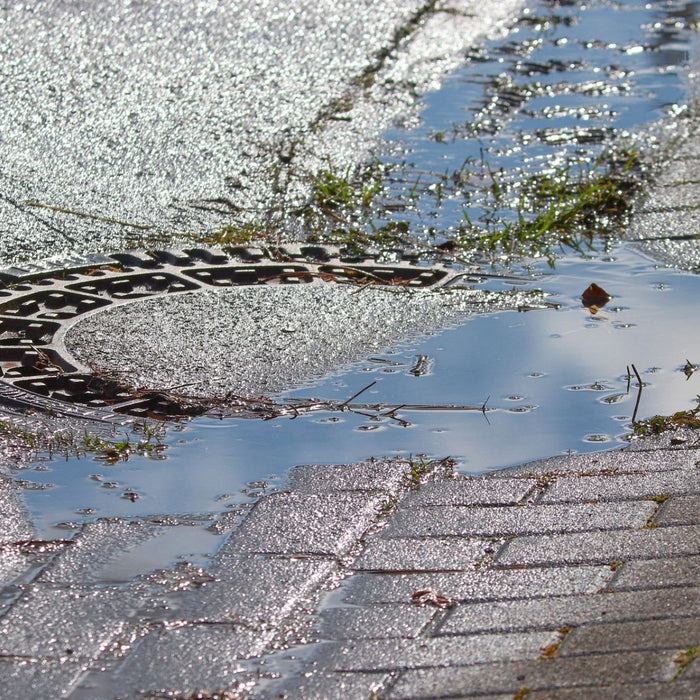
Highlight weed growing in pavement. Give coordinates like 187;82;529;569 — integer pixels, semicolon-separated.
301;161;416;252
202;221;271;246
294;142;645;267
0;418;166;463
450;147;643;265
406;455;454;486
633;396;700;436
673;645;700;680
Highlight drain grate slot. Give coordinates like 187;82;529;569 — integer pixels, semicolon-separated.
0;291;110;319
1;347;78;377
183;265;312;286
14;374;132;403
0;318;60;346
319;265;448;286
67;272;199;300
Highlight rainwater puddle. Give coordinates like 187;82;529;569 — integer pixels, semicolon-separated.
22;243;700;537
17;0;700;542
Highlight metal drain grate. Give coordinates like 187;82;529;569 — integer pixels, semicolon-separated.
0;246;464;421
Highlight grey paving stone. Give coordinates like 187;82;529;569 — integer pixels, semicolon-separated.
262;671;390;699
0;657;85;700
381;501;655;538
635;236;700;273
539;470;700;504
498;525;700;566
669;137;700;161
221;491;388;556
340;566;612;605
109;624;262;697
314;603;435;640
612;555;700;590
0;476;35;544
559;616;700;655
387;650;680;698
680;655;700;680
656;494;700;525
505;449;694;478
174;555;335;627
639;182;700;211
0;546;33;588
0;583;145;658
39;518;162;585
352;536;494;571
627;208;700;245
439;587;700;636
656;156;700;186
285;459;410;496
310;630;557;672
401;477;536;507
522;680;700;700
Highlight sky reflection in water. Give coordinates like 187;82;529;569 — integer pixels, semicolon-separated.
20;0;700;533
23;243;700;535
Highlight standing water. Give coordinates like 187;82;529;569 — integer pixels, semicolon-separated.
14;0;700;540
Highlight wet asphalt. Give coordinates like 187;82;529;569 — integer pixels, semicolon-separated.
0;0;522;266
0;1;699;698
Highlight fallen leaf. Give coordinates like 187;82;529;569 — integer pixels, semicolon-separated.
581;283;611;309
411;588;456;609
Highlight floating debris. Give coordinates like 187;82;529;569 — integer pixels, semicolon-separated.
581;283;611;312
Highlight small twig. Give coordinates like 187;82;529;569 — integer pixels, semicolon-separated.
381;404;407;417
340;381;377;408
350;280;375;295
631;363;643;425
481;395;490;415
481;395;491;425
24;200;155;231
625;365;631;394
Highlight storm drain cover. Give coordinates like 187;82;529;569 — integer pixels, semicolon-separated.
0;245;545;421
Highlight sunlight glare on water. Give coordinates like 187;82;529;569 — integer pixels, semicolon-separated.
23;243;700;536
19;0;700;536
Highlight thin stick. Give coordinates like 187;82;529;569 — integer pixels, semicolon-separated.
24;200;154;231
340;380;377;408
631;364;643;425
625;365;631;394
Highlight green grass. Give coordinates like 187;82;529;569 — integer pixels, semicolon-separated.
633;396;700;436
298;143;645;266
453;148;642;263
0;418;166;463
673;645;700;680
200;221;270;247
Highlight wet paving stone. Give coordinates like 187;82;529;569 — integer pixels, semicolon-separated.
438;587;700;636
381;500;656;538
386;650;681;698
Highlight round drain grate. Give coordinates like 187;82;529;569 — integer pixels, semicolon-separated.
0;245;475;421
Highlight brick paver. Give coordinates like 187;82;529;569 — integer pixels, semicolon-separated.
2;440;699;700
264;442;700;699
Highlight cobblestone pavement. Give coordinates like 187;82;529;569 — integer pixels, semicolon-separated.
263;443;700;699
1;436;699;698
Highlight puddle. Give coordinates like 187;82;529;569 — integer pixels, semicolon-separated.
12;0;700;540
